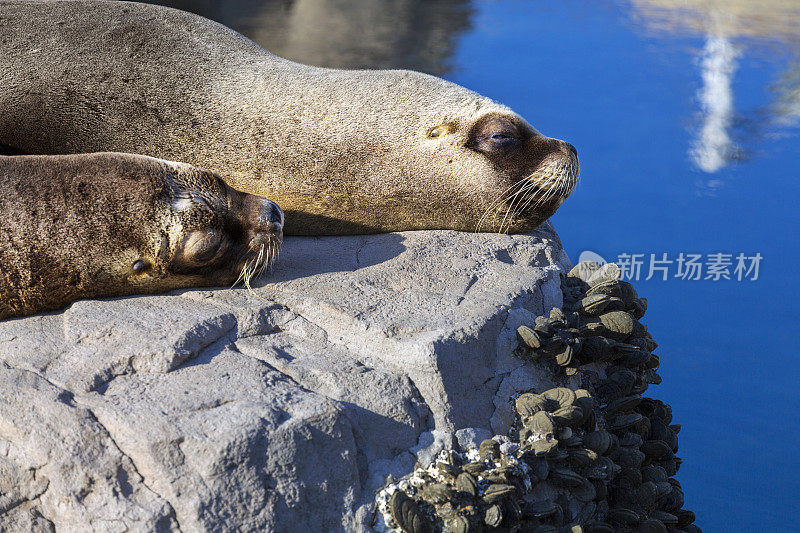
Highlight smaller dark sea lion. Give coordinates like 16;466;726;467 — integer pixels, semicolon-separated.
0;153;283;320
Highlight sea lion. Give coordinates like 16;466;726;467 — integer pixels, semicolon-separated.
0;153;283;320
0;0;579;235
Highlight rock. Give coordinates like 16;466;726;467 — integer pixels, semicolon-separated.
0;224;571;531
455;427;494;452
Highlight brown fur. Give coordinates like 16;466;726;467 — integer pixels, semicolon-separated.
0;153;282;320
0;0;578;235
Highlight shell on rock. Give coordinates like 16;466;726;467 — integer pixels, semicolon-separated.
654;481;673;500
584;430;613;455
644;370;662;385
479;439;501;461
568;448;599;468
568;261;602;282
446;515;470;533
606;413;644;432
641;440;672;460
641;464;668;483
572;478;597;502
587;263;622;286
598;311;636;340
517;326;543;349
636;481;659;509
482;483;516;504
585;278;622;299
462;462;486;476
528;438;560;457
420;483;454;504
649;510;678;526
455;472;478;497
610;447;646;470
617;281;639;306
607;507;640;526
556;345;576;366
390;491;433;533
675;509;696;527
552;405;584;427
637;518;668;533
615;466;643;488
578;294;613;316
437;462;459;481
644;354;660;370
530;411;557;435
534;320;556;337
580;336;615;362
603;395;643;416
619;432;644;448
529;458;550;480
543;387;577;407
631;298;647;319
574;501;598;526
619;350;651;368
584;456;620;480
549;466;585;488
526;499;560;518
516;393;548;416
484;504;503;527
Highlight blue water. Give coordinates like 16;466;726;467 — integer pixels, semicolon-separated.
450;2;800;529
151;1;800;529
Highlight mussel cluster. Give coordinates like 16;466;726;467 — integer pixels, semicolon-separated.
375;262;699;533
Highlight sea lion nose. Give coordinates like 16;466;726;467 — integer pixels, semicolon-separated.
253;199;284;241
260;199;283;227
559;141;577;158
266;202;283;225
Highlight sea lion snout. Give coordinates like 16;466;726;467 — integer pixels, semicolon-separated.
242;196;284;248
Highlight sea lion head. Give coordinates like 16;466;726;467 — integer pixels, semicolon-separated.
123;160;284;292
267;69;578;235
0;153;284;320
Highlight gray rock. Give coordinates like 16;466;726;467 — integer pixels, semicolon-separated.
454;427;494;452
0;225;573;532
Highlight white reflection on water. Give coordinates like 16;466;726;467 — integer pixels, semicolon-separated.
628;0;800;174
692;34;739;173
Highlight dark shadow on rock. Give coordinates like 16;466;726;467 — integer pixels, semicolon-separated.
0;143;28;155
256;232;407;285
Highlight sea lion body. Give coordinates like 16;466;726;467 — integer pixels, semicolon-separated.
0;0;578;235
0;153;283;320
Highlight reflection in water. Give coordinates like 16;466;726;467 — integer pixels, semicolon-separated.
147;0;473;75
771;66;800;128
692;34;739;173
628;0;800;173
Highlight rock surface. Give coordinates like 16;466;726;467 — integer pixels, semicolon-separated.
0;223;573;532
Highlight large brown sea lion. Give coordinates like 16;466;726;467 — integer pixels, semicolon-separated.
0;0;579;235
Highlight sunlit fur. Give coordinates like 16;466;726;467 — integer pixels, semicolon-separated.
476;153;580;234
233;237;282;291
